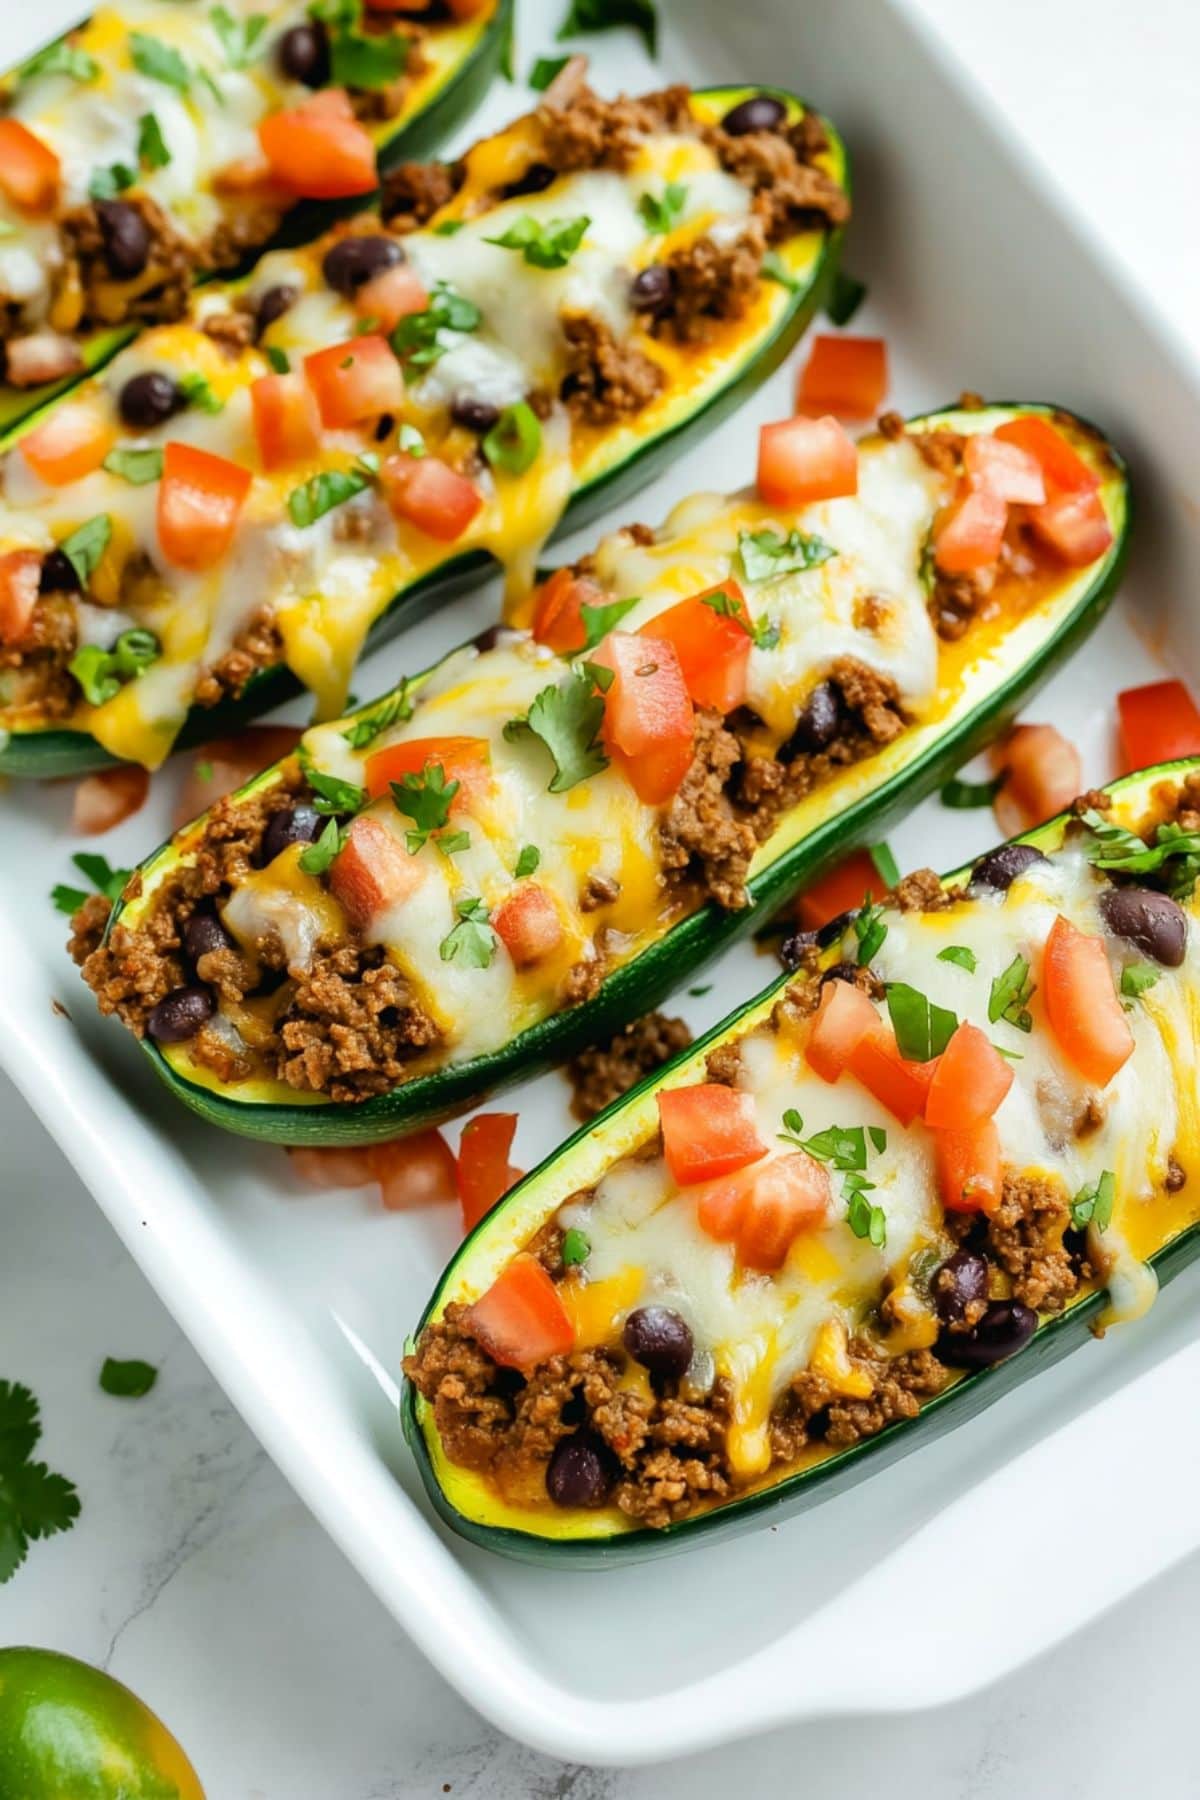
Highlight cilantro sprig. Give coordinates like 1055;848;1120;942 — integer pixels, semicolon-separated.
1080;807;1200;901
779;1110;888;1246
0;1380;81;1584
485;213;590;270
390;763;460;853
1070;1169;1115;1233
738;526;836;583
440;896;497;968
504;664;609;792
391;283;482;369
18;39;100;86
129;31;191;91
99;1357;158;1398
308;0;409;88
210;5;269;68
637;182;687;235
51;852;130;917
988;952;1035;1034
341;683;414;749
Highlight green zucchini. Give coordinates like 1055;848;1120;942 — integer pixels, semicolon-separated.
0;82;847;778
403;756;1200;1563
0;0;514;435
95;401;1129;1144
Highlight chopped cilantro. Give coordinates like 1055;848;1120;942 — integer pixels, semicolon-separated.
391;283;481;369
988;952;1035;1034
58;515;112;588
561;1227;591;1267
637;182;687;235
18;40;100;85
577;596;639;652
504;665;608;792
557;0;658;55
738;526;836;583
529;53;571;90
868;1125;887;1154
99;1357;158;1398
0;1379;81;1584
330;23;408;89
436;829;471;858
178;372;223;414
1070;1169;1116;1233
485;213;590;270
397;422;426;457
102;446;163;486
514;844;541;878
826;270;868;326
129;31;191;91
209;5;269;66
852;897;887;966
69;628;159;707
846;1181;887;1248
138;109;171;170
885;982;958;1062
688;983;712;997
439;896;497;968
937;944;977;974
88;162;137;202
390;762;459;852
51;851;130;917
265;344;290;374
303;762;366;818
1081;807;1200;900
1121;961;1161;1001
341;683;414;749
433;218;465;236
298;817;348;875
287;461;375;527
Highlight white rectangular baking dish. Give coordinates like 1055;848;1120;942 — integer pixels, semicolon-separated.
4;0;1200;1764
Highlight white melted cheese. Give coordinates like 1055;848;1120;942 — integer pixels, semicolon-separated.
554;847;1197;1469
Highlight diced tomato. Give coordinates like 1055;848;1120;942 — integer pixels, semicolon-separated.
1117;679;1200;772
355;263;428;332
457;1113;522;1232
172;726;303;828
736;1152;832;1270
643;582;751;714
963;432;1046;506
991;722;1081;836
847;1023;936;1126
258;91;377;199
994;415;1099;496
530;568;609;655
1029;489;1114;566
757;413;858;507
21;402;114;486
371;1129;458;1211
157;441;252;571
590;630;694;805
934;1119;1003;1215
250;372;322;470
794;848;882;930
658;1083;767;1186
0;550;41;646
463;1253;574;1370
493;883;564;969
694;1168;750;1243
72;766;150;835
797;335;888;420
304;335;404;430
934;483;1007;575
328;815;423;928
381;453;483;542
924;1023;1013;1130
805;978;879;1084
362;734;490;805
287;1145;376;1190
1042;913;1134;1088
0;120;59;214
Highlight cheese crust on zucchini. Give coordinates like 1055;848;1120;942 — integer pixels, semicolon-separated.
403;764;1200;1555
70;404;1127;1135
0;82;848;770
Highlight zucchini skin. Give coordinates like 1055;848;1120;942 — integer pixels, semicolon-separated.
105;402;1130;1145
402;756;1200;1565
0;81;847;778
0;0;513;439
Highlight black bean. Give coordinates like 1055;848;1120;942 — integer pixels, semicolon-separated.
255;283;298;338
969;842;1047;893
721;93;787;136
147;985;214;1045
182;909;234;966
622;1306;693;1381
819;959;862;988
1099;885;1187;967
936;1299;1038;1369
259;804;323;865
118;369;183;431
779;928;818;972
450;394;501;434
629;264;674;316
39;548;80;594
322;234;403;297
931;1249;989;1327
277;20;329;86
472;622;523;654
816;909;854;949
545;1433;614;1509
499;162;556;201
95;200;151;279
783;680;843;758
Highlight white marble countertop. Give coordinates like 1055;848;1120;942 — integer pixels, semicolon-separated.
5;2;1200;1794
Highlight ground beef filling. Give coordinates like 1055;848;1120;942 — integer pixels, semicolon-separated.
567;1011;693;1120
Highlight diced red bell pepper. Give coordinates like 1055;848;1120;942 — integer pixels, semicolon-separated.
0;550;41;646
304;335;404;430
492;883;564;969
934;1118;1003;1214
250;372;323;471
990;721;1082;837
963;432;1046;505
805;978;878;1084
21;402;114;486
463;1253;574;1369
355;263;428;332
1117;679;1200;772
363;734;490;806
757;413;858;507
457;1113;522;1232
934;483;1007;575
797;335;888;420
794;848;881;930
1043;913;1134;1088
994;415;1099;496
658;1083;767;1186
258;90;377;199
72;766;150;834
643;582;751;714
589;630;694;805
1028;489;1113;566
381;453;483;542
696;1153;831;1269
0;120;59;214
847;1023;936;1126
157;441;252;571
530;568;610;654
924;1023;1013;1130
328;815;423;928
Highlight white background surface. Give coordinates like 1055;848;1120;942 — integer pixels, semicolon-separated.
4;1;1200;1794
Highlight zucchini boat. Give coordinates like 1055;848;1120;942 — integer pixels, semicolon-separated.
71;401;1128;1141
0;0;510;427
0;80;849;775
404;757;1200;1562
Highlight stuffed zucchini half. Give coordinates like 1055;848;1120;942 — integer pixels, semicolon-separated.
403;759;1200;1562
72;402;1127;1141
0;0;510;426
0;82;848;776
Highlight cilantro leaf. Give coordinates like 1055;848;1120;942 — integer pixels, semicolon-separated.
577;596;639;651
738;527;836;583
99;1357;158;1398
504;666;608;793
485;213;590;270
561;1227;591;1267
439;896;497;968
852;897;887;966
938;944;977;973
1121;961;1161;1001
265;344;290;374
329;23;408;89
303;763;366;817
102;446;163;485
529;53;571;90
637;182;687;235
557;0;658;56
1070;1169;1116;1233
514;844;541;878
210;5;269;67
0;1382;40;1469
482;401;542;476
342;683;414;749
391;282;481;368
988;953;1035;1033
58;517;112;589
397;422;426;457
52;851;130;915
941;772;1006;809
288;463;374;527
298;817;348;875
0;1380;80;1583
885;982;958;1062
178;371;223;414
4;1461;81;1540
130;31;191;91
390;763;459;852
88;163;137;202
69;629;159;707
826;270;868;326
18;39;100;85
846;1182;887;1248
137;111;171;170
1081;807;1200;900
